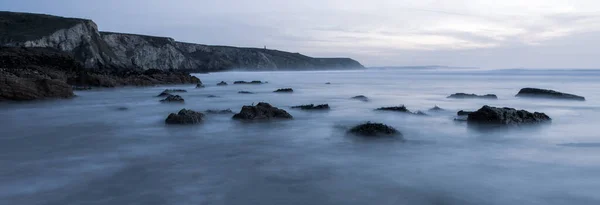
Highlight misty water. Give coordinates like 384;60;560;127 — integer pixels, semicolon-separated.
1;69;600;205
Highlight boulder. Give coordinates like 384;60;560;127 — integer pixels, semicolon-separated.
205;109;234;114
157;91;172;97
217;81;228;86
447;93;497;99
351;95;369;102
160;95;184;103
156;89;186;97
165;109;204;124
238;91;254;94
515;88;585;101
232;102;293;120
429;106;444;112
274;88;294;93
291;104;330;110
348;122;402;138
467;105;551;125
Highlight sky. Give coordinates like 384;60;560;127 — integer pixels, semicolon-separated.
2;0;600;68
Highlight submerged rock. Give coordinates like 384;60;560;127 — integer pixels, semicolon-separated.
274;88;294;93
232;102;293;120
238;91;254;94
165;109;204;124
376;105;410;113
348;122;402;137
291;104;330;110
325;82;331;84
205;109;234;114
351;95;369;102
467;105;551;125
116;106;129;111
160;95;184;103
429;106;444;112
206;94;219;98
515;88;585;101
447;93;497;99
217;81;228;86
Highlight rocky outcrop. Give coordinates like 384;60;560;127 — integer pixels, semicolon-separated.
291;104;330;110
238;91;254;94
1;11;364;72
232;102;293;120
217;81;228;86
447;93;497;99
165;109;204;124
516;88;585;101
348;122;402;138
160;95;184;103
351;95;369;102
274;88;293;93
467;105;551;125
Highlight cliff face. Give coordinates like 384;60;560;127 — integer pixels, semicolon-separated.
0;11;364;71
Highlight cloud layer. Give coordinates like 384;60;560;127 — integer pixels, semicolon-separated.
2;0;600;68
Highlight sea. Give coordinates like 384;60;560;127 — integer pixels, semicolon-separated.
1;68;599;205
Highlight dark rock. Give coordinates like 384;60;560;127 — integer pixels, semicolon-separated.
234;80;264;84
238;91;254;94
429;106;444;112
165;109;204;124
348;122;402;137
116;106;129;111
232;102;293;120
325;82;331;84
467;105;551;125
205;109;234;114
376;105;410;113
291;104;330;110
351;95;369;102
457;110;474;116
447;93;498;99
415;111;428;116
73;86;92;91
217;81;228;86
274;88;293;93
196;83;204;88
516;88;585;101
160;95;184;103
250;80;263;84
156;91;172;97
164;89;187;93
206;95;218;98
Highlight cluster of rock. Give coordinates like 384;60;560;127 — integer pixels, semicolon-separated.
291;104;330;110
232;102;293;120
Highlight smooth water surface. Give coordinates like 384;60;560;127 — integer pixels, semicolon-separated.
1;69;600;205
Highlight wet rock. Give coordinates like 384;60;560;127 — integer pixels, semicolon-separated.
429;106;444;112
196;83;204;88
160;95;184;103
232;102;293;120
454;110;474;121
73;86;92;91
376;105;410;113
467;105;551;125
165;109;204;124
157;91;172;97
516;88;585;101
447;93;497;99
274;88;293;93
351;95;369;102
217;81;228;86
238;91;254;94
234;80;264;84
348;122;402;137
157;89;186;97
291;104;330;110
205;109;234;114
457;110;474;116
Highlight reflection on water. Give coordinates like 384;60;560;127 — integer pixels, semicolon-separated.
1;69;600;205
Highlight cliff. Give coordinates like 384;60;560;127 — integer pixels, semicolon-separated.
0;11;364;71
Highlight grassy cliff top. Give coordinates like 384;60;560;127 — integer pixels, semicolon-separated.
0;11;90;43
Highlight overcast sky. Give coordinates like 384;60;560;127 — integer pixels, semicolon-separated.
2;0;600;68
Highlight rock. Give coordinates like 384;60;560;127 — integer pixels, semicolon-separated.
217;81;228;86
274;88;293;93
325;82;331;84
232;102;293;120
376;105;410;113
415;111;428;116
457;110;474;116
515;88;585;101
447;93;498;99
291;104;330;110
156;91;173;97
234;80;264;84
351;95;369;102
73;86;92;91
157;89;186;97
196;83;204;88
348;122;402;137
238;91;254;94
165;109;204;124
206;95;219;98
160;95;184;103
429;106;444;112
467;105;551;125
116;106;129;111
205;109;234;114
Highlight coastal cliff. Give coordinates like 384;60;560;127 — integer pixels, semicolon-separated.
0;11;364;71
